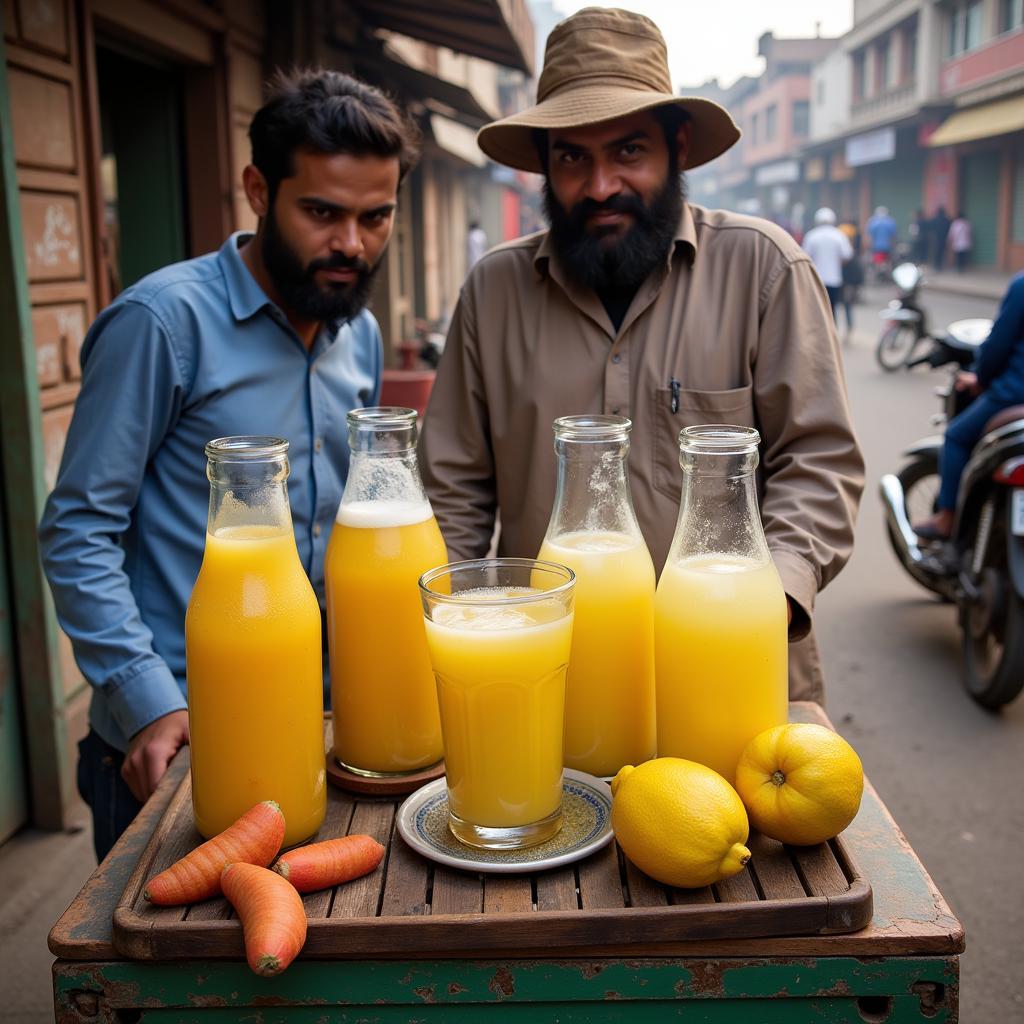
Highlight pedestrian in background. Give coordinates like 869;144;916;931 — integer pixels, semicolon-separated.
948;212;972;273
930;206;951;270
865;205;897;280
802;207;852;326
909;209;927;264
838;218;863;341
466;219;488;269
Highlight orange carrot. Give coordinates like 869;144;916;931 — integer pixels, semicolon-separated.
144;801;285;905
221;862;307;976
272;834;384;893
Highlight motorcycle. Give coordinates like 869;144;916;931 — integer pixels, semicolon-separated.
879;317;1024;709
875;262;931;371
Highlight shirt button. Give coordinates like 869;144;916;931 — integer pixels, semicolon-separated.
314;437;324;453
313;523;322;538
611;354;622;364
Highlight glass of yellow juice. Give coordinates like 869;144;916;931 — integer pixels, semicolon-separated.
418;558;575;850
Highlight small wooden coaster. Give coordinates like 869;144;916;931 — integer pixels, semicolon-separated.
325;754;445;796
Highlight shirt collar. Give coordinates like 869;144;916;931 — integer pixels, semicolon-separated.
218;231;345;341
533;201;699;277
220;232;272;322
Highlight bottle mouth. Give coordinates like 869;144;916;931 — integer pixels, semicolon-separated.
419;557;576;605
553;414;632;441
678;424;760;455
347;407;418;431
205;436;289;461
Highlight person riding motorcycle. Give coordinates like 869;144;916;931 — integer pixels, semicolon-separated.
914;272;1024;540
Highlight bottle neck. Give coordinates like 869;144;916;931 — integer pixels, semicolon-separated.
341;447;430;510
545;436;643;540
206;454;293;536
669;453;769;563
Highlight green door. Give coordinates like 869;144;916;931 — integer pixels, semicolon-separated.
96;45;187;292
960;151;1000;266
870;150;924;251
0;489;28;842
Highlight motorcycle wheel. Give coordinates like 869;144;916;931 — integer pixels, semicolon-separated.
875;323;919;371
962;568;1024;710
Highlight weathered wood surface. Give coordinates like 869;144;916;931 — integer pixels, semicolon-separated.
49;703;964;962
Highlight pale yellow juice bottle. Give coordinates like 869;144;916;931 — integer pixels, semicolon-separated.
537;415;656;778
655;554;788;782
326;498;446;773
539;530;655;776
326;408;446;777
655;425;788;785
186;439;326;848
419;560;576;849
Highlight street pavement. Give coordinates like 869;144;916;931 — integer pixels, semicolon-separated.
1;282;1021;1021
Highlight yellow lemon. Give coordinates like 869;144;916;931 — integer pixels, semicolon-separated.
735;723;864;846
610;758;751;889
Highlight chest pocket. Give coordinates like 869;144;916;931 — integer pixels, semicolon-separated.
650;384;756;500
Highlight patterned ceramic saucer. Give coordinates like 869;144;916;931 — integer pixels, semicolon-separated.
396;770;614;874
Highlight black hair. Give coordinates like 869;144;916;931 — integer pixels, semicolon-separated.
249;68;421;199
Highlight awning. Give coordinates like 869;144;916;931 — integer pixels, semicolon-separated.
353;49;496;124
429;114;488;167
351;0;534;74
928;95;1024;147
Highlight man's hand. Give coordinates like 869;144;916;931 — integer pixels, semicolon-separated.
122;710;189;803
955;370;981;396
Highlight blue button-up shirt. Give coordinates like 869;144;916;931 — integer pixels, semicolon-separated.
39;233;382;751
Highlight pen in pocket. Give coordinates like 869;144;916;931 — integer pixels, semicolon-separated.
669;377;680;413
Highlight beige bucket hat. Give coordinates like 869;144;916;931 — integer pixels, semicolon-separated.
477;7;740;174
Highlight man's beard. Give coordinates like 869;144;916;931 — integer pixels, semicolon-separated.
544;166;685;293
261;205;380;323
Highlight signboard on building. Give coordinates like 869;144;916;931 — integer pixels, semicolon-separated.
845;127;896;167
754;159;801;186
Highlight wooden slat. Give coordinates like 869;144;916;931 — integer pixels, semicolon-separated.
714;868;760;903
431;866;482;915
577;843;624;910
746;831;805;899
329;799;393;920
789;841;850;898
378;829;430;919
623;859;669;908
535;866;578;912
299;789;356;920
483;875;532;914
670;885;716;905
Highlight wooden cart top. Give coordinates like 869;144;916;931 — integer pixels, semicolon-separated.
49;702;964;962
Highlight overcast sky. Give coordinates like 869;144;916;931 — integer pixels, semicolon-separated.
549;0;853;90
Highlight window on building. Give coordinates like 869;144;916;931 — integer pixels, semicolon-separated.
792;100;810;137
852;51;866;100
1002;0;1024;31
765;104;777;140
751;111;759;144
949;0;985;54
905;24;918;80
877;37;892;92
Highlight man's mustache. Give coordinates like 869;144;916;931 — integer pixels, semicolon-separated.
306;253;371;275
567;194;648;224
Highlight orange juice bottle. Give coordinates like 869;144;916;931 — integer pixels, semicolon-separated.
326;408;446;776
538;416;656;778
654;425;788;784
186;437;326;847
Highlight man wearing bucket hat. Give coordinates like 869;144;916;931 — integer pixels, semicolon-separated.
419;7;864;702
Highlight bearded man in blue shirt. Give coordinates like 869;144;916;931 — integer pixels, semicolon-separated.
39;69;419;861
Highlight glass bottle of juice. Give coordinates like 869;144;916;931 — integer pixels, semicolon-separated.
655;424;788;785
537;415;656;778
186;436;327;847
326;407;446;776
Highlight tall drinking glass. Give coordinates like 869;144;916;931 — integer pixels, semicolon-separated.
419;559;575;850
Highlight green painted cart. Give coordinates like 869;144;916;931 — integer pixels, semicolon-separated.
49;703;963;1022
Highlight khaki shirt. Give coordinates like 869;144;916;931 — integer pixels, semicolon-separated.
419;203;865;702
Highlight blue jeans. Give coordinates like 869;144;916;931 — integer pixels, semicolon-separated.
938;392;1014;511
77;729;143;862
